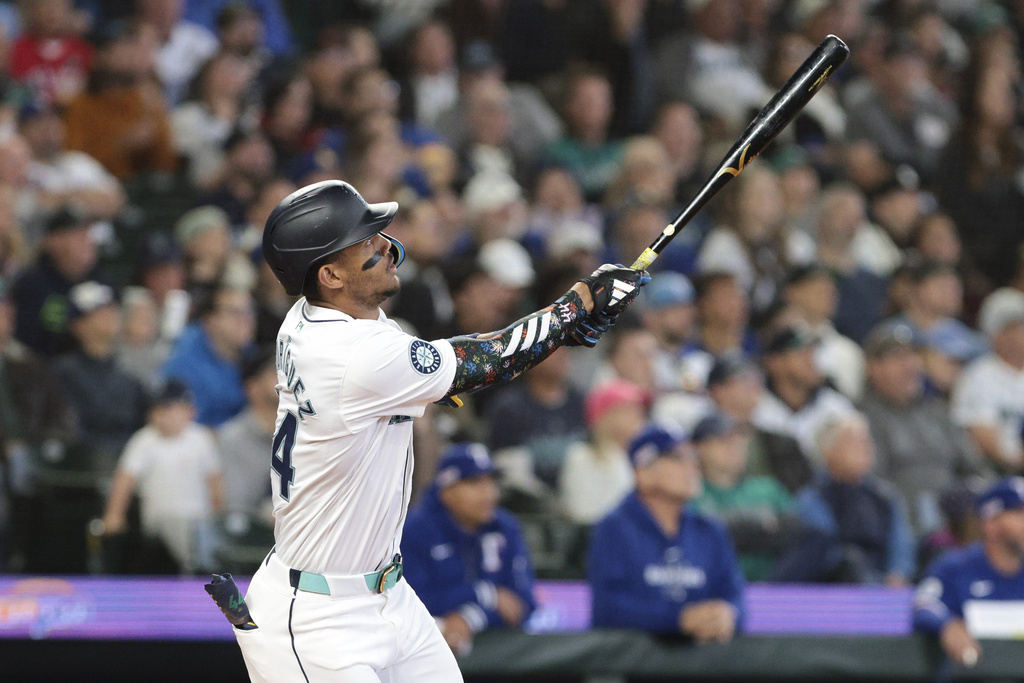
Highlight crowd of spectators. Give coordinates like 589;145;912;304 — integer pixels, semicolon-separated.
0;0;1021;661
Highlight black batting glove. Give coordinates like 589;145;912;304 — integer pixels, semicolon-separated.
567;310;617;347
578;264;652;317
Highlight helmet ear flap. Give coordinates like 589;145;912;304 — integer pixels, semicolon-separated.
381;233;405;268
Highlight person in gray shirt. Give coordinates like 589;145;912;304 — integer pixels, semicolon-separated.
859;321;989;537
216;347;277;530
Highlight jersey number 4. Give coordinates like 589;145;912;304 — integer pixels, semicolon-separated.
272;412;297;500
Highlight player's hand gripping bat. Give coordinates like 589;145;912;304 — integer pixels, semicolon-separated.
631;34;850;272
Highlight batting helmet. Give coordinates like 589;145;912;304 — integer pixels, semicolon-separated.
262;180;406;296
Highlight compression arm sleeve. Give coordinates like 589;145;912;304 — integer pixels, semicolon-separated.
443;290;586;397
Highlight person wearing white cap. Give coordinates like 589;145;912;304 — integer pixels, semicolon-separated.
951;288;1024;472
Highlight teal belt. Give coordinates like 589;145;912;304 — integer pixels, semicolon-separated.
289;554;404;595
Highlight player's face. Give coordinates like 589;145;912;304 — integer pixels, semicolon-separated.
440;475;499;531
339;233;401;308
995;508;1024;557
641;443;702;504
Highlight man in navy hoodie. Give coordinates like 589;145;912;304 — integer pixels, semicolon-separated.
588;423;745;641
403;443;536;655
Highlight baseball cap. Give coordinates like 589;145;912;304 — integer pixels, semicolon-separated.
584;380;647;428
463;171;522;216
784;263;832;288
763;323;818;356
706;352;757;388
977;287;1024;338
922;321;988;363
478;238;535;288
147;378;194;409
546;221;603;260
628;422;688;469
643;272;695;310
691;412;743;443
460;40;501;73
175;205;230;246
434;443;495;488
45;206;91;234
863;320;919;359
67;281;117;320
138;231;183;270
975;477;1024;519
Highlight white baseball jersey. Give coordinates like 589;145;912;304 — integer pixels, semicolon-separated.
272;298;457;576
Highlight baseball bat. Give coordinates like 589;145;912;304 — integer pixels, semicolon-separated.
630;34;849;271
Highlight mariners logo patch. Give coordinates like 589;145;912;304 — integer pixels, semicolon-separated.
409;340;442;375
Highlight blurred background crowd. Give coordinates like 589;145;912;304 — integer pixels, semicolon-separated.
0;0;1020;614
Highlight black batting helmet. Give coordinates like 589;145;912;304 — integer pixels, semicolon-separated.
262;180;406;296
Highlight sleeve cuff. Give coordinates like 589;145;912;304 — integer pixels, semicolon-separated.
459;603;488;633
475;581;497;610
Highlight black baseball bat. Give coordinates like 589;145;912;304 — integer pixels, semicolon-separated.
630;34;849;271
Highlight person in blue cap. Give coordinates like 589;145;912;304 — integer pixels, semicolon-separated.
913;477;1024;667
588;422;745;641
637;271;699;393
402;443;536;656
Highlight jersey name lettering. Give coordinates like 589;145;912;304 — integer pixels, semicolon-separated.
277;334;316;420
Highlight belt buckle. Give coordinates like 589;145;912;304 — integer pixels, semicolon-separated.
374;553;403;593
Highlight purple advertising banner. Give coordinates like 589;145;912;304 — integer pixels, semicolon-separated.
0;575;914;641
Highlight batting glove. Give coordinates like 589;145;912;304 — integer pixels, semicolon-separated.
578;264;652;318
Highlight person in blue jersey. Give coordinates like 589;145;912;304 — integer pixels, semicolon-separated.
588;422;745;642
402;443;536;656
914;477;1024;667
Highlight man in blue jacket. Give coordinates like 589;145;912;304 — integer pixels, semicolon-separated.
403;443;536;655
914;477;1024;667
588;423;745;642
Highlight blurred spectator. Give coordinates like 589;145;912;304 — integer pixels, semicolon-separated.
936;29;1023;289
813;184;890;343
0;280;72;572
914;477;1024;667
102;379;223;573
654;0;768;134
860;320;987;537
650;100;706;208
594;325;659;397
455;77;528;187
911;213;962;266
163;284;254;427
868;170;929;253
214;2;276;73
525;166;602;258
261;69;318;181
116;286;171;389
771;146;820;235
566;0;656;136
12;206;105;356
845;35;957;182
892;259;987;362
560;379;646;524
20;102;126;225
603;135;676;216
46;281;144;573
460;172;528;246
63;20;178;180
174;205;254;292
171;51;258;188
796;413;916;584
193;127;274;229
440;240;533;340
485;348;585;496
217;346;275;525
543;66;623;201
752;324;855;463
589;422;744;639
403;19;458;129
702;353;811;494
691;412;799;582
497;0;571;85
433;40;563;165
131;230;191;343
638;272;698;393
185;0;293;57
403;443;536;656
690;271;757;376
607;201;695;276
137;0;219;105
952;288;1024;473
783;264;865;401
697;166;814;313
9;0;93;106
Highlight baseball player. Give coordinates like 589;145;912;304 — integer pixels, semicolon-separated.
229;180;649;682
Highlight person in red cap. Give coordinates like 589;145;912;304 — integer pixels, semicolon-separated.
559;379;648;524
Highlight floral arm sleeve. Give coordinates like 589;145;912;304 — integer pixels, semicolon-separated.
442;291;586;397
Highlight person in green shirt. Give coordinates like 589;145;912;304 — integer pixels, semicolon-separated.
692;411;801;581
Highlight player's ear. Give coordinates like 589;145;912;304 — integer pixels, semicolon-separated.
317;261;345;292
